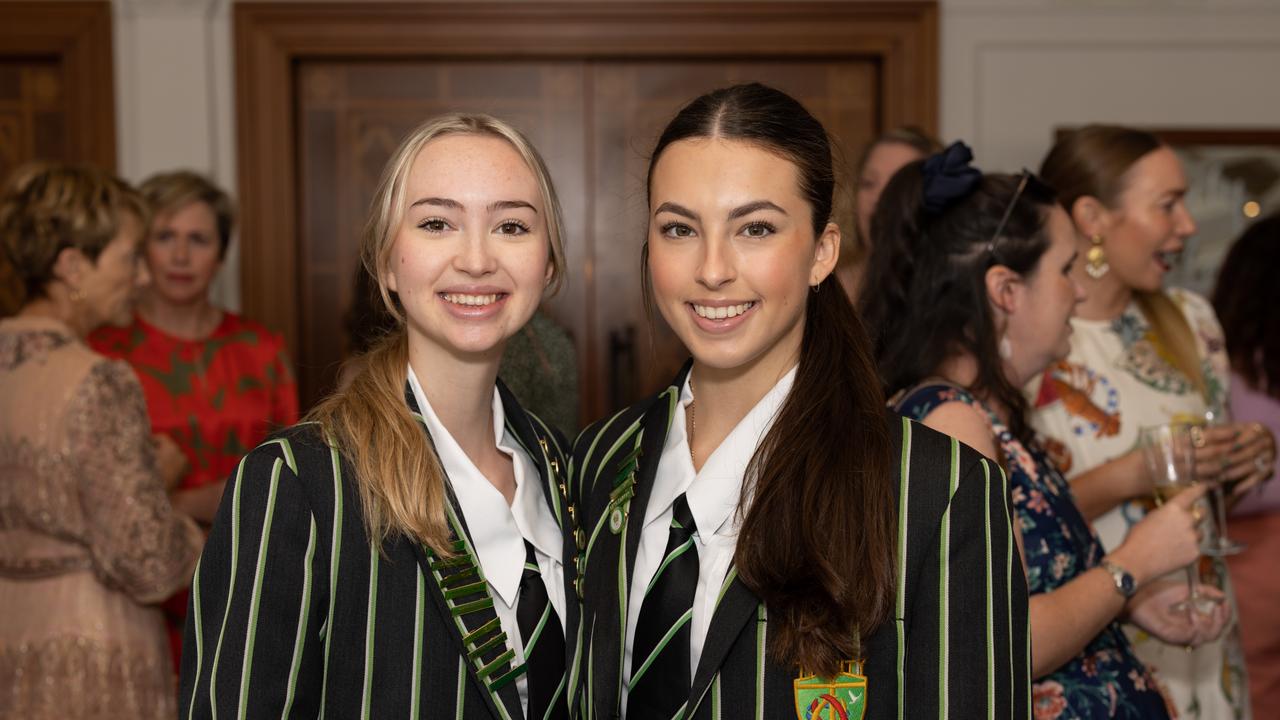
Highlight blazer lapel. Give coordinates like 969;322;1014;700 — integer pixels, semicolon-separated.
496;380;582;716
685;570;763;718
590;363;689;719
404;383;526;720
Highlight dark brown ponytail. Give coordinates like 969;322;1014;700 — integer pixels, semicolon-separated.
647;84;896;677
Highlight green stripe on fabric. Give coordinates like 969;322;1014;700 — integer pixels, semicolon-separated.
238;459;283;718
756;604;767;720
711;675;721;720
185;557;204;720
616;515;630;695
644;538;696;597
567;613;584;718
456;656;467;720
628;608;693;690
938;438;959;718
258;438;298;475
208;458;247;718
524;604;553;658
319;443;344;718
542;674;568;720
361;545;380;719
282;517;317;718
896;417;911;720
581;408;639;493
983;461;995;720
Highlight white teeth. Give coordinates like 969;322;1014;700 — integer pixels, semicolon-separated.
692;302;754;319
442;293;499;306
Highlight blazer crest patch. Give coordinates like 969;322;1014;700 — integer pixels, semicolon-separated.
794;661;867;720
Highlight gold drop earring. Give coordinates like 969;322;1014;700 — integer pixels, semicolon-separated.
1085;234;1109;279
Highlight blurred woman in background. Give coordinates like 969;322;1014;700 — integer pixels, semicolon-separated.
1033;124;1275;718
91;171;298;664
1212;212;1280;712
0;163;202;719
835;126;939;300
863;143;1227;718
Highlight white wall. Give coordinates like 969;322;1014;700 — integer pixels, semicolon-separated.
941;0;1280;171
113;0;238;310
109;0;1280;309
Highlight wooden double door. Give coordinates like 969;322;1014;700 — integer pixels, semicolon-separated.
237;2;938;424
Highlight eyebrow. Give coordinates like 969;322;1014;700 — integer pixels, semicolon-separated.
408;197;538;213
653;201;698;220
727;200;788;220
653;200;789;221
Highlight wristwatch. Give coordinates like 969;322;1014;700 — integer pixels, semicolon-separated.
1100;560;1136;598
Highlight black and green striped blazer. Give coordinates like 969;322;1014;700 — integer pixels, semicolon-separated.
570;364;1031;719
179;381;583;720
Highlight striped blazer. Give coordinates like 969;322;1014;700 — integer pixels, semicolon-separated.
570;365;1031;719
179;381;583;720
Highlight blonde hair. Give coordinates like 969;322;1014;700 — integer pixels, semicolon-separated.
1040;124;1206;397
308;113;567;554
139;170;236;258
0;163;148;313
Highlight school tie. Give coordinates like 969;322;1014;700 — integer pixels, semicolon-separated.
518;540;568;720
627;493;699;719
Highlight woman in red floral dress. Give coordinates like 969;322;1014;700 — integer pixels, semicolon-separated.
91;171;298;666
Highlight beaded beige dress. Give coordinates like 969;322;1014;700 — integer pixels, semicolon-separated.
0;316;203;719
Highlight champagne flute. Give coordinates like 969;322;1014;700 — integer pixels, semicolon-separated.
1193;408;1245;556
1139;424;1222;614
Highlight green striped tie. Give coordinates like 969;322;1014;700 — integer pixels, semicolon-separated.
627;493;698;719
518;540;567;720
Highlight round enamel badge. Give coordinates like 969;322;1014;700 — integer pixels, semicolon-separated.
609;505;625;534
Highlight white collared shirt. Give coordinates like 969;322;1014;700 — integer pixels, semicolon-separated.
620;366;797;714
407;365;565;715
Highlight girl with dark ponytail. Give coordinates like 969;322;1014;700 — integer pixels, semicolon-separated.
572;84;1029;720
862;143;1230;719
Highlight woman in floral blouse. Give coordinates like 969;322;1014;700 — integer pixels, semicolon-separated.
1033;125;1276;719
861;143;1229;719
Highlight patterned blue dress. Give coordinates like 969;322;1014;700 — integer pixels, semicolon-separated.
895;384;1174;720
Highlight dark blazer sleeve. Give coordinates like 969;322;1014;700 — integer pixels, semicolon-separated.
179;437;329;719
901;450;1031;719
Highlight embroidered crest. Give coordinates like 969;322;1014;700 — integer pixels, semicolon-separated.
794;661;867;720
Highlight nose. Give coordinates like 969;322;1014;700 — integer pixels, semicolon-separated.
1175;203;1197;238
1072;275;1087;303
172;237;190;264
454;226;499;276
695;234;736;290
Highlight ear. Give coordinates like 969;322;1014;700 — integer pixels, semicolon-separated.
52;246;87;286
984;263;1022;318
1069;195;1113;240
809;222;841;286
383;262;399;294
544;256;555;287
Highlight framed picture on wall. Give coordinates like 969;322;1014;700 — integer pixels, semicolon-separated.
1056;128;1280;298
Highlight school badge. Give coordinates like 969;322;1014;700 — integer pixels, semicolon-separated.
794;661;867;720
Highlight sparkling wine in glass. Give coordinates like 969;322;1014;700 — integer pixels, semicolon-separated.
1139;424;1222;614
1194;408;1245;556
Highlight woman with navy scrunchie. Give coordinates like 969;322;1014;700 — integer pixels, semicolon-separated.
861;142;1232;719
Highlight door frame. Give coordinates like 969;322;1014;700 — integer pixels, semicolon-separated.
235;0;938;413
0;0;117;171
